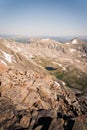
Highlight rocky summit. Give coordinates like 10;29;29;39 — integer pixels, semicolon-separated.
0;38;87;130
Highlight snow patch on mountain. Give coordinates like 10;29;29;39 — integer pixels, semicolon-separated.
63;67;66;71
3;52;12;63
0;60;7;65
6;44;21;52
54;81;60;87
66;42;70;45
69;49;76;52
41;38;50;41
72;39;78;44
58;63;63;67
62;81;66;86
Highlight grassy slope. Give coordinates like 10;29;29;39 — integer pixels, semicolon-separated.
33;57;87;91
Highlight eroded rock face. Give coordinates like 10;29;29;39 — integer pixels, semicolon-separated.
0;68;80;113
0;67;87;130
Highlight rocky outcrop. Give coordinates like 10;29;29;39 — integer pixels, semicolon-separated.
0;97;87;130
0;67;87;130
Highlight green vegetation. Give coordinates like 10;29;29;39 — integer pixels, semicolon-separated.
53;68;87;90
33;57;87;90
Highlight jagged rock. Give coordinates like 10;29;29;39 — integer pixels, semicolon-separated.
20;115;30;128
0;68;81;116
38;86;51;100
0;97;15;128
72;116;87;130
49;118;64;130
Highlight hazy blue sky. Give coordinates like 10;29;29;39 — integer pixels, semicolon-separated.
0;0;87;36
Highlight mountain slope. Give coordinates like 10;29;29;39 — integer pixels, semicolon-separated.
0;38;87;129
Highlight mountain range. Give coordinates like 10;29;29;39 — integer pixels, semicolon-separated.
0;37;87;130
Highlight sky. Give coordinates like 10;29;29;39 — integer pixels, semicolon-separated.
0;0;87;36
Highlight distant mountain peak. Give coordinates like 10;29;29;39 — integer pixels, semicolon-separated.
71;38;83;44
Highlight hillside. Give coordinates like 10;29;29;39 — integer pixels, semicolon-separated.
0;38;87;130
